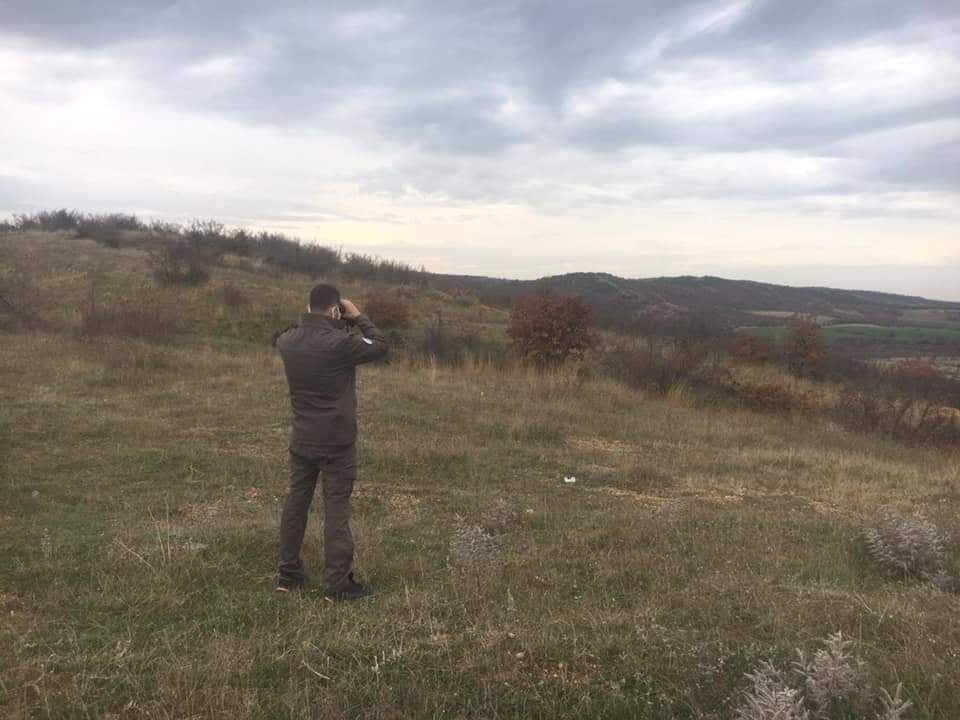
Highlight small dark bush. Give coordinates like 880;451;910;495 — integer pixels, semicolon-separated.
730;380;815;414
602;338;711;395
148;219;180;235
76;216;123;247
417;312;506;367
148;240;212;285
364;291;411;329
14;208;81;231
341;252;418;283
256;233;341;276
834;389;960;445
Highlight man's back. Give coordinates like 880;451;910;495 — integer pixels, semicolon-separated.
276;312;387;449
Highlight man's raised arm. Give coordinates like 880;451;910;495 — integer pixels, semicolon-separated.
340;299;389;365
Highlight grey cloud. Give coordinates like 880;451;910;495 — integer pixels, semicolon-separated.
2;0;959;211
668;0;955;63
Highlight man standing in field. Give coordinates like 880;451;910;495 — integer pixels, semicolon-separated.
273;284;388;600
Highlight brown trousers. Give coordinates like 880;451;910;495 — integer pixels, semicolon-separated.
277;443;356;590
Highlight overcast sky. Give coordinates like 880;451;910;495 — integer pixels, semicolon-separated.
1;1;958;299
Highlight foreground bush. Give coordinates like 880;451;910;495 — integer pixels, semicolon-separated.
736;633;911;720
508;290;592;368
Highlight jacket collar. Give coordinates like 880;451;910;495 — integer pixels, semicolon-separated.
300;312;346;331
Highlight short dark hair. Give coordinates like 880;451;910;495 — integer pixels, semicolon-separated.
309;284;340;311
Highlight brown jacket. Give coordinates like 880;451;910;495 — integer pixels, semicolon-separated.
276;312;388;450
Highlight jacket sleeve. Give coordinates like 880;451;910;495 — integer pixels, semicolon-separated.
341;313;389;365
271;324;299;348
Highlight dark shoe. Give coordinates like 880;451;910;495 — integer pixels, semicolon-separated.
274;576;306;595
326;572;373;601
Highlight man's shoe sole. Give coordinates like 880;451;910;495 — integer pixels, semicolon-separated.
324;589;374;602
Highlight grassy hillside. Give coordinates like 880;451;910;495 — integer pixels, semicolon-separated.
2;230;960;718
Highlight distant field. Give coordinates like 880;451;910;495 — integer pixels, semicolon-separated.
900;308;960;328
747;310;835;324
742;323;960;345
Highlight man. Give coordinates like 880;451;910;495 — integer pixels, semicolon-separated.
273;283;388;600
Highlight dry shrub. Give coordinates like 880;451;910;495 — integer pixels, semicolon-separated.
736;661;809;720
364;290;411;329
148;239;212;285
478;497;518;535
792;632;864;718
784;315;829;380
216;281;249;308
730;380;817;414
416;312;506;368
895;358;943;382
602;338;710;395
0;264;45;330
730;331;776;364
77;279;180;342
835;390;960;446
448;515;502;600
862;509;947;582
12;208;81;231
737;634;912;720
96;338;174;385
507;290;593;368
876;684;913;720
75;213;141;247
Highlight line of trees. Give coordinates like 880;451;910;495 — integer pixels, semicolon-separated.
2;209;427;285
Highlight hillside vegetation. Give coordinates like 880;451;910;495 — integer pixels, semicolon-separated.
1;226;959;719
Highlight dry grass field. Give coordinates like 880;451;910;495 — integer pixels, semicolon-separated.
2;231;959;718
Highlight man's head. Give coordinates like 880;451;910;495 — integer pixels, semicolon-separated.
308;284;341;319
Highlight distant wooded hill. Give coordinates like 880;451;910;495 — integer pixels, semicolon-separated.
428;271;960;333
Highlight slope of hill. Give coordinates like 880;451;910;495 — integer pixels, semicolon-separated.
2;230;959;718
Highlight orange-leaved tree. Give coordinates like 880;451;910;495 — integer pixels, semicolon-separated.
729;330;775;364
783;314;829;379
507;290;593;368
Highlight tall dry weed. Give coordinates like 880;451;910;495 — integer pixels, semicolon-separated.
735;661;810;720
863;509;947;582
737;634;914;720
792;631;865;718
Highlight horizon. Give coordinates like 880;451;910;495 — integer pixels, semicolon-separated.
2;1;959;300
5;207;959;303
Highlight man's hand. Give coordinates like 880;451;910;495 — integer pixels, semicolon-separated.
340;298;362;321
